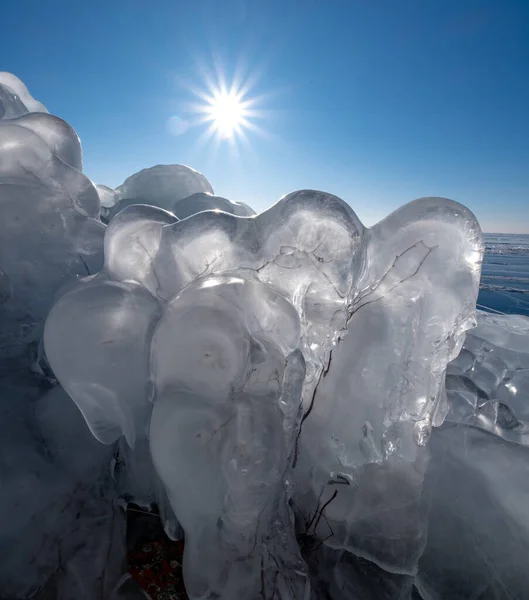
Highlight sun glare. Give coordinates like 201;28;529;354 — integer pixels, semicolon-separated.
171;63;272;150
180;69;267;147
206;90;247;140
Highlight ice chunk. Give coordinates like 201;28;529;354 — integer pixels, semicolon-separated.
96;183;118;221
0;382;123;598
446;310;529;444
172;191;255;219
0;74;118;597
113;436;182;541
307;546;415;600
47;189;366;598
110;164;214;217
97;183;117;208
417;423;529;600
14;111;82;170
0;71;48;119
103;204;178;296
8;74;529;600
291;197;482;575
0;104;103;369
44;185;483;598
150;276;309;599
44;279;160;446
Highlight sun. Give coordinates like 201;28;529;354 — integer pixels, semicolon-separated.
171;64;271;148
180;71;266;146
205;89;248;140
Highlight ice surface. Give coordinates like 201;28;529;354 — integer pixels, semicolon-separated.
291;198;483;578
172;191;256;219
417;423;529;600
149;276;309;598
108;165;256;222
44;279;160;446
0;381;124;599
446;310;529;444
0;74;118;599
97;183;117;208
4;71;529;600
96;183;118;221
109;164;214;218
0;103;103;369
0;72;48;118
44;181;483;598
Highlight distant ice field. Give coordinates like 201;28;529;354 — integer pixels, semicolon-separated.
478;233;529;317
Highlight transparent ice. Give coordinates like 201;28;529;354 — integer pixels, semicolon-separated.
2;72;529;600
446;310;529;443
418;418;529;600
0;78;104;370
44;184;482;597
0;72;48;119
96;184;118;221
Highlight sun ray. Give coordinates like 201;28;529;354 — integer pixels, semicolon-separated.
168;57;277;154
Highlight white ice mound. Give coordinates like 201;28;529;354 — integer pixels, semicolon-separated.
172;191;256;219
109;165;256;223
0;84;104;367
446;310;529;443
0;72;48;119
44;189;483;599
95;183;118;221
110;164;214;216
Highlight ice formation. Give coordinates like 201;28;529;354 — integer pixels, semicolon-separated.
44;182;482;597
171;191;256;219
2;72;529;600
0;73;104;370
418;421;529;600
96;183;118;221
0;72;48;118
446;311;529;443
107;164;256;221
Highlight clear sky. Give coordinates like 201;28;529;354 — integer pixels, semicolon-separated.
2;0;528;232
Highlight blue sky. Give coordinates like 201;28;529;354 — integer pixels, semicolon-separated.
2;0;528;232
